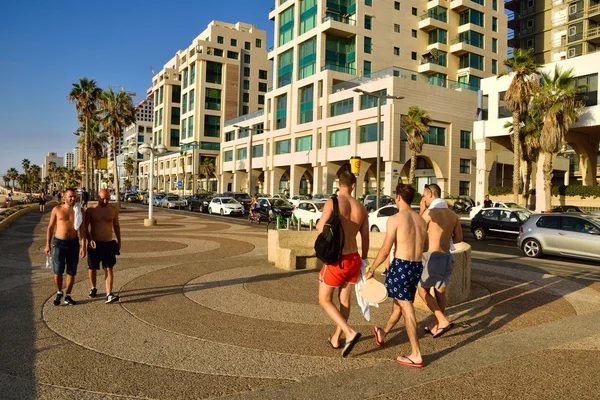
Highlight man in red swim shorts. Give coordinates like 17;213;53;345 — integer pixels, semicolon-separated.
316;171;370;357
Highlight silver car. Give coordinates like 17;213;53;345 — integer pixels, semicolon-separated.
517;213;600;260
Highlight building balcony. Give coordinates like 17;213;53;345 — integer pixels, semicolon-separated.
449;0;469;12
505;0;520;12
589;4;600;22
449;41;473;55
586;26;600;45
321;13;357;38
417;60;447;74
418;16;447;31
322;61;356;75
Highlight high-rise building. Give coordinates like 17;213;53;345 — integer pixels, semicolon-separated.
41;152;64;180
216;0;506;197
507;0;600;63
121;95;154;188
64;152;75;169
139;20;270;193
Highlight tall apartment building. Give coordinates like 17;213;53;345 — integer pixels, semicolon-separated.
139;21;270;193
217;0;506;197
121;96;154;187
73;147;79;168
41;152;64;180
507;0;600;63
64;152;75;169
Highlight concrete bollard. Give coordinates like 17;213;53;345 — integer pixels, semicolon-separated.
298;219;302;231
309;220;314;231
276;216;281;230
286;218;291;230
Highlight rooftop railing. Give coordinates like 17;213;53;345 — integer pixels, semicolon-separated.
224;109;265;127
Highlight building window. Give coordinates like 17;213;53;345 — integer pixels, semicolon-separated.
189;89;195;111
244;54;251;63
298;37;317;79
227;51;238;60
170;129;179;147
460;159;471;174
224;150;233;162
204;115;221;137
459;181;470;196
459;53;484;70
428;29;448;45
237;148;247;160
231;38;237;47
188;116;194;138
171;107;180;125
259;82;267;92
213;49;223;57
492;0;497;10
498;91;512;118
329;128;351;147
492;59;498;74
426;6;448;22
276;94;287;129
244;67;250;77
205;88;221;111
190;64;196;84
242;93;249;103
424;126;445;146
412;7;417;15
459;9;484;27
325;35;356;74
412;29;417;38
278;49;294;88
238;128;249;139
364;60;371;76
330;98;354;116
279;6;295;45
258;94;265;105
527;18;534;28
460;130;472;149
217;36;224;44
181;119;187;139
256;38;262;48
242;105;249;115
182;93;188;113
206;62;222;84
458;74;481;90
299;84;314;124
359;122;384;143
395;1;400;10
245;41;251;50
225;131;235;142
365;15;372;30
364;37;372;53
457;30;483;48
243;80;250;90
252;144;264;158
492;38;498;53
394;47;400;55
411;51;417;60
300;0;317;34
575;74;598;106
259;69;268;79
275;139;292;154
295;135;312;151
472;0;483;4
366;0;372;5
394;24;400;33
492;17;498;32
360;89;387;110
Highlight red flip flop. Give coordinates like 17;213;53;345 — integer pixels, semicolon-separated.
396;356;424;368
373;326;384;347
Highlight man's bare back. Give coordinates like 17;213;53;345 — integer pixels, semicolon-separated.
423;208;463;252
87;204;118;242
335;193;369;255
392;210;427;262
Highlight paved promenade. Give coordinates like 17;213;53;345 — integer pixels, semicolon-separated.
1;205;599;399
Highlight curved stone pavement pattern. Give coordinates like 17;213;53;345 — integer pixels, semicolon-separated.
4;206;600;398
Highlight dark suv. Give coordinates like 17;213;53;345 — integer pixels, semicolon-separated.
186;194;212;213
223;192;252;211
256;198;294;221
470;208;531;241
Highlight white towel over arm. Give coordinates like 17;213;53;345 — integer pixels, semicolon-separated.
73;204;83;230
354;259;380;321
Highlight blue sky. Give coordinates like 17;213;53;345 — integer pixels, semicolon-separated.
0;0;274;175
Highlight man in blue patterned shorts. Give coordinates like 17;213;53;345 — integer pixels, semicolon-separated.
365;183;427;368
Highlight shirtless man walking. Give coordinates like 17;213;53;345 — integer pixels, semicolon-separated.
316;171;369;357
44;189;86;306
418;184;463;338
84;189;121;304
365;183;427;368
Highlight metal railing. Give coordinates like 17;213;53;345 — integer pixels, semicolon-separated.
224;109;265;127
322;13;357;25
322;61;356;75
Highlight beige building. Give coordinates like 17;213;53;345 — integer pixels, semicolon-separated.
219;0;507;197
41;152;64;180
139;21;270;193
121;96;154;187
507;0;600;63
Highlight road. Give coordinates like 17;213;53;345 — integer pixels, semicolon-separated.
129;203;600;283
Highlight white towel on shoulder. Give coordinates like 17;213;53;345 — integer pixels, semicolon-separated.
355;259;380;321
73;204;83;230
428;198;456;251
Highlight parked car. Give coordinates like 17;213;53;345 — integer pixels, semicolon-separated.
153;193;168;206
125;192;139;203
365;195;395;212
548;205;585;213
312;194;332;202
186;194;212;213
208;197;245;216
493;201;529;210
289;195;309;207
518;213;600;260
368;205;399;232
470;208;532;241
160;195;185;208
362;194;377;206
223;192;252;211
256;197;294;221
292;200;324;225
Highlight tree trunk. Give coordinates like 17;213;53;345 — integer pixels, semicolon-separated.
84;116;89;191
112;139;121;209
409;150;417;186
523;160;532;209
512;111;521;205
543;152;554;212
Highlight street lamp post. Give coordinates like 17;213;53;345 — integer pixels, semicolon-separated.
353;89;404;210
233;124;269;195
138;143;167;226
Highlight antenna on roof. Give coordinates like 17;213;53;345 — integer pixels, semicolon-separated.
150;66;156;76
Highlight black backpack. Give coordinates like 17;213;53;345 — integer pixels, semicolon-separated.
314;195;345;266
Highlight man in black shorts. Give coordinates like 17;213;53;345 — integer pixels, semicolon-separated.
81;187;89;209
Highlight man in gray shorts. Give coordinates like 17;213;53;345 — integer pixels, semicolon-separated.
418;184;463;338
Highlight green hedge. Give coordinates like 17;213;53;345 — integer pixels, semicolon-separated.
552;185;600;198
488;186;527;196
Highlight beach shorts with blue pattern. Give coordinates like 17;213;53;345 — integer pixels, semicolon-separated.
384;258;423;302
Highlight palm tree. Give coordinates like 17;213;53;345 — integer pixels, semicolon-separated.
21;159;30;192
6;168;18;190
535;65;586;210
500;48;541;204
99;87;136;208
16;174;27;192
123;178;132;191
199;157;215;192
28;164;41;194
68;78;102;190
401;106;432;186
124;156;135;179
3;175;10;189
79;117;108;195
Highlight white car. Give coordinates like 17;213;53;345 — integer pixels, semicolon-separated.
208;197;245;216
368;205;399;232
289;195;309;207
362;194;377;206
293;200;324;225
160;195;185;208
493;201;529;211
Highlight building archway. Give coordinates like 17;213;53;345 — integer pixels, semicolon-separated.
400;156;442;193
